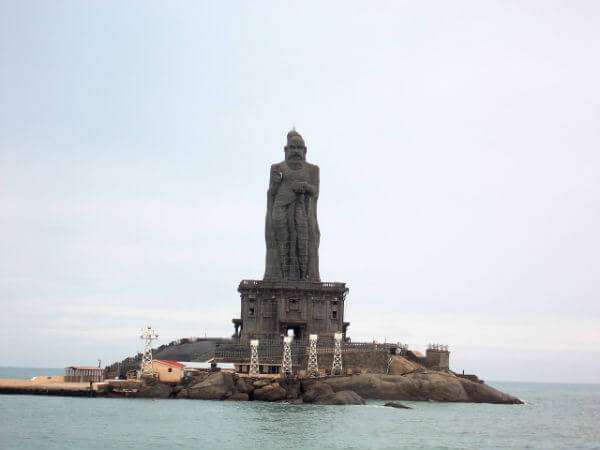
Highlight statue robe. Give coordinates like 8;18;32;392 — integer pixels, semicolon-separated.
264;160;320;281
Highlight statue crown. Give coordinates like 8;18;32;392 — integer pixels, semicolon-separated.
287;129;304;145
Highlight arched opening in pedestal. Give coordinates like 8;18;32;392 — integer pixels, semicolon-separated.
285;325;303;340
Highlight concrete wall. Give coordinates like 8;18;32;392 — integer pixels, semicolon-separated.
424;350;450;370
298;349;390;374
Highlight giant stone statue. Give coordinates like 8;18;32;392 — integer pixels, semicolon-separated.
264;130;320;281
233;129;348;344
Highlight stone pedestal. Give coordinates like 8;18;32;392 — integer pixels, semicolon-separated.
232;280;349;345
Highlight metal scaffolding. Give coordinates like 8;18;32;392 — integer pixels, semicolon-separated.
282;336;293;376
140;325;159;377
331;332;343;375
428;343;449;352
307;334;319;377
249;339;259;376
386;354;393;374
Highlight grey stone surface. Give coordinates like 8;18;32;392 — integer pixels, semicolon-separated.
301;381;335;403
265;130;320;281
278;380;300;399
322;373;523;404
456;377;522;404
226;392;249;401
252;379;271;388
153;340;223;361
135;379;172;399
187;372;234;400
315;390;366;405
253;382;288;402
384;402;412;409
235;378;254;394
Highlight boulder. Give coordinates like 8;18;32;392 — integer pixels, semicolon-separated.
322;372;469;401
302;381;334;403
384;402;412;409
226;393;249;401
252;379;271;389
176;388;189;399
322;373;522;404
135;379;172;399
184;373;209;387
187;371;234;400
388;356;422;375
236;378;254;394
458;378;523;404
253;383;287;402
279;381;300;400
316;390;366;405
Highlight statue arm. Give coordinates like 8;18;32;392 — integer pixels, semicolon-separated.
302;165;319;198
312;165;319;199
267;165;282;211
291;165;319;197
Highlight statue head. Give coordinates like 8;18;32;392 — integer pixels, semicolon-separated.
284;129;306;163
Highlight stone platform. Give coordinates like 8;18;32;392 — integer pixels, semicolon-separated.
233;279;349;344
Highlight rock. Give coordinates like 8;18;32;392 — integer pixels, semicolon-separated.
458;378;523;404
254;383;287;402
302;381;334;403
322;373;522;404
388;356;422;375
136;379;172;399
226;393;249;401
315;390;366;405
322;372;468;401
176;388;189;399
236;378;254;394
279;381;300;400
384;402;412;409
252;379;271;389
186;373;209;386
187;371;234;400
95;383;111;394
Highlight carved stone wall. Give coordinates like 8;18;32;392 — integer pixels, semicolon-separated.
233;280;349;345
424;349;450;370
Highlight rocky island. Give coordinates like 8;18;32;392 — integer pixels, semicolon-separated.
95;354;521;405
0;130;523;407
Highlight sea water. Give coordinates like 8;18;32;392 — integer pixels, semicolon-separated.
0;367;598;450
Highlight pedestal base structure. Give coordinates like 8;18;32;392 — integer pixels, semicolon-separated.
232;280;349;345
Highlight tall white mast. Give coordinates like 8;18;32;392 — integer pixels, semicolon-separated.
140;325;159;378
307;334;319;377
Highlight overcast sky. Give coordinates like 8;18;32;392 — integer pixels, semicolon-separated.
1;1;599;383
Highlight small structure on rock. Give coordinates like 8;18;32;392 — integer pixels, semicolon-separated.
143;360;185;384
65;366;104;383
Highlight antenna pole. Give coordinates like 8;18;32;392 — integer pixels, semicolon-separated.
140;325;159;378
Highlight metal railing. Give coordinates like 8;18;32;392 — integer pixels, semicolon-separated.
239;279;347;291
214;339;401;363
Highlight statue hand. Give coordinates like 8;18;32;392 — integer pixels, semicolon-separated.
292;181;305;193
271;169;283;183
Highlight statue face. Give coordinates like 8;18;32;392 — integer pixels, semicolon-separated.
285;138;306;162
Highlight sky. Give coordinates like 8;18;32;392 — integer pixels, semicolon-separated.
1;1;599;383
